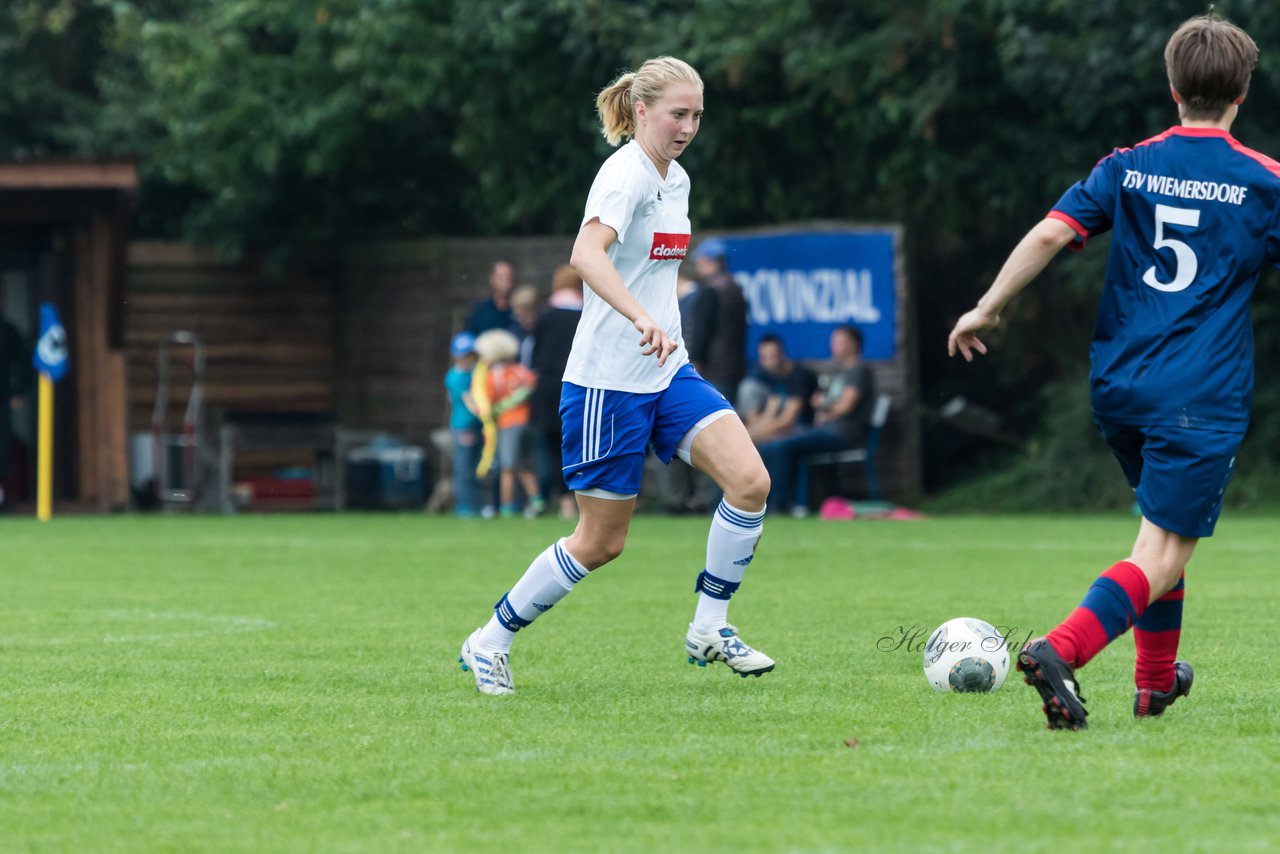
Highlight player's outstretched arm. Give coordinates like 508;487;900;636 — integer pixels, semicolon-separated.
571;219;678;366
948;217;1078;361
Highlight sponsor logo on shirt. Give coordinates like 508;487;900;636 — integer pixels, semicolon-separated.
1121;169;1248;205
650;232;690;260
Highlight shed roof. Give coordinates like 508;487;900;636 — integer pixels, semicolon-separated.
0;160;138;191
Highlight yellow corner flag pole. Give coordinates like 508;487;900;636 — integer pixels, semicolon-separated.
33;302;68;522
37;372;53;522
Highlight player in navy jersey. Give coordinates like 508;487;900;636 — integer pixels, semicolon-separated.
457;57;775;695
948;15;1274;729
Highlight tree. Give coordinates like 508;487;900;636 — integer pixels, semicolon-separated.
88;0;465;252
0;0;113;158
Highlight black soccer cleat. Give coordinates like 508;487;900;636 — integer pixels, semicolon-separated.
1134;661;1193;718
1017;639;1088;731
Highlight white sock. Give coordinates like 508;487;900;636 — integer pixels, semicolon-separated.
476;538;588;652
692;499;765;633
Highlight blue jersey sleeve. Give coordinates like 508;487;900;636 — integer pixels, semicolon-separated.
1049;152;1122;251
1265;214;1280;271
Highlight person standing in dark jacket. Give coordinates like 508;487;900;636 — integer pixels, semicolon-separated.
662;271;715;513
687;237;747;406
529;265;583;519
465;260;517;336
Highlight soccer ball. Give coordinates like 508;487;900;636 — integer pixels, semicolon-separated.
923;617;1010;693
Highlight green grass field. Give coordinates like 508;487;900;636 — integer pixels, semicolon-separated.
2;512;1277;852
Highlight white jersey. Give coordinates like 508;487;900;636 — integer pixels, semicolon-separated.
562;140;691;393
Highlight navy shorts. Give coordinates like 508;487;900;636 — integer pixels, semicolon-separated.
1095;418;1243;538
560;363;733;495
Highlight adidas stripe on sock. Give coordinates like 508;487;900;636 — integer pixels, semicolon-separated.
476;538;588;653
692;499;764;633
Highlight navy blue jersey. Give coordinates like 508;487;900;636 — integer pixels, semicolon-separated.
1051;126;1280;432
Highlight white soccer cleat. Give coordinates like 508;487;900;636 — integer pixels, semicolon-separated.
685;623;776;677
459;629;514;695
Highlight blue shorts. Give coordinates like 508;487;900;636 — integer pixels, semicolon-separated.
1095;418;1243;538
560;363;733;495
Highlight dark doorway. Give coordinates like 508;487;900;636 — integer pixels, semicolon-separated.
0;227;78;506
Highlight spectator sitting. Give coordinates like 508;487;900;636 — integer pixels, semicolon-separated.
444;332;483;517
739;334;818;443
756;325;876;514
473;328;545;519
465;259;517;336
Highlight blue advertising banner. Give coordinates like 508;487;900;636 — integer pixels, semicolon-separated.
719;230;897;362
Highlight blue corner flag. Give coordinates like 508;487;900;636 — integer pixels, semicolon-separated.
33;302;69;383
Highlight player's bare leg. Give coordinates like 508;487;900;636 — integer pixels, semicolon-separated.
1127;516;1197;602
563;492;637;567
690;414;770;514
1131;517;1198;604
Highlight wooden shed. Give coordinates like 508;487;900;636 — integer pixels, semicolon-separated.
0;161;137;510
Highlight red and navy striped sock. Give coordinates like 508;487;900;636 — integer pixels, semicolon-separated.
1045;561;1150;668
1134;572;1184;693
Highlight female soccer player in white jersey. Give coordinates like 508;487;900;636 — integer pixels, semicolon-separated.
459;56;775;695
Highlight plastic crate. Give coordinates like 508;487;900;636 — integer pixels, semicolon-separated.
345;444;427;509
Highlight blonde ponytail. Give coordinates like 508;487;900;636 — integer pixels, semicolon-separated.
595;57;703;147
596;72;637;146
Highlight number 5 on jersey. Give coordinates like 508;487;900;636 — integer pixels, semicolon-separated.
1143;203;1200;292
